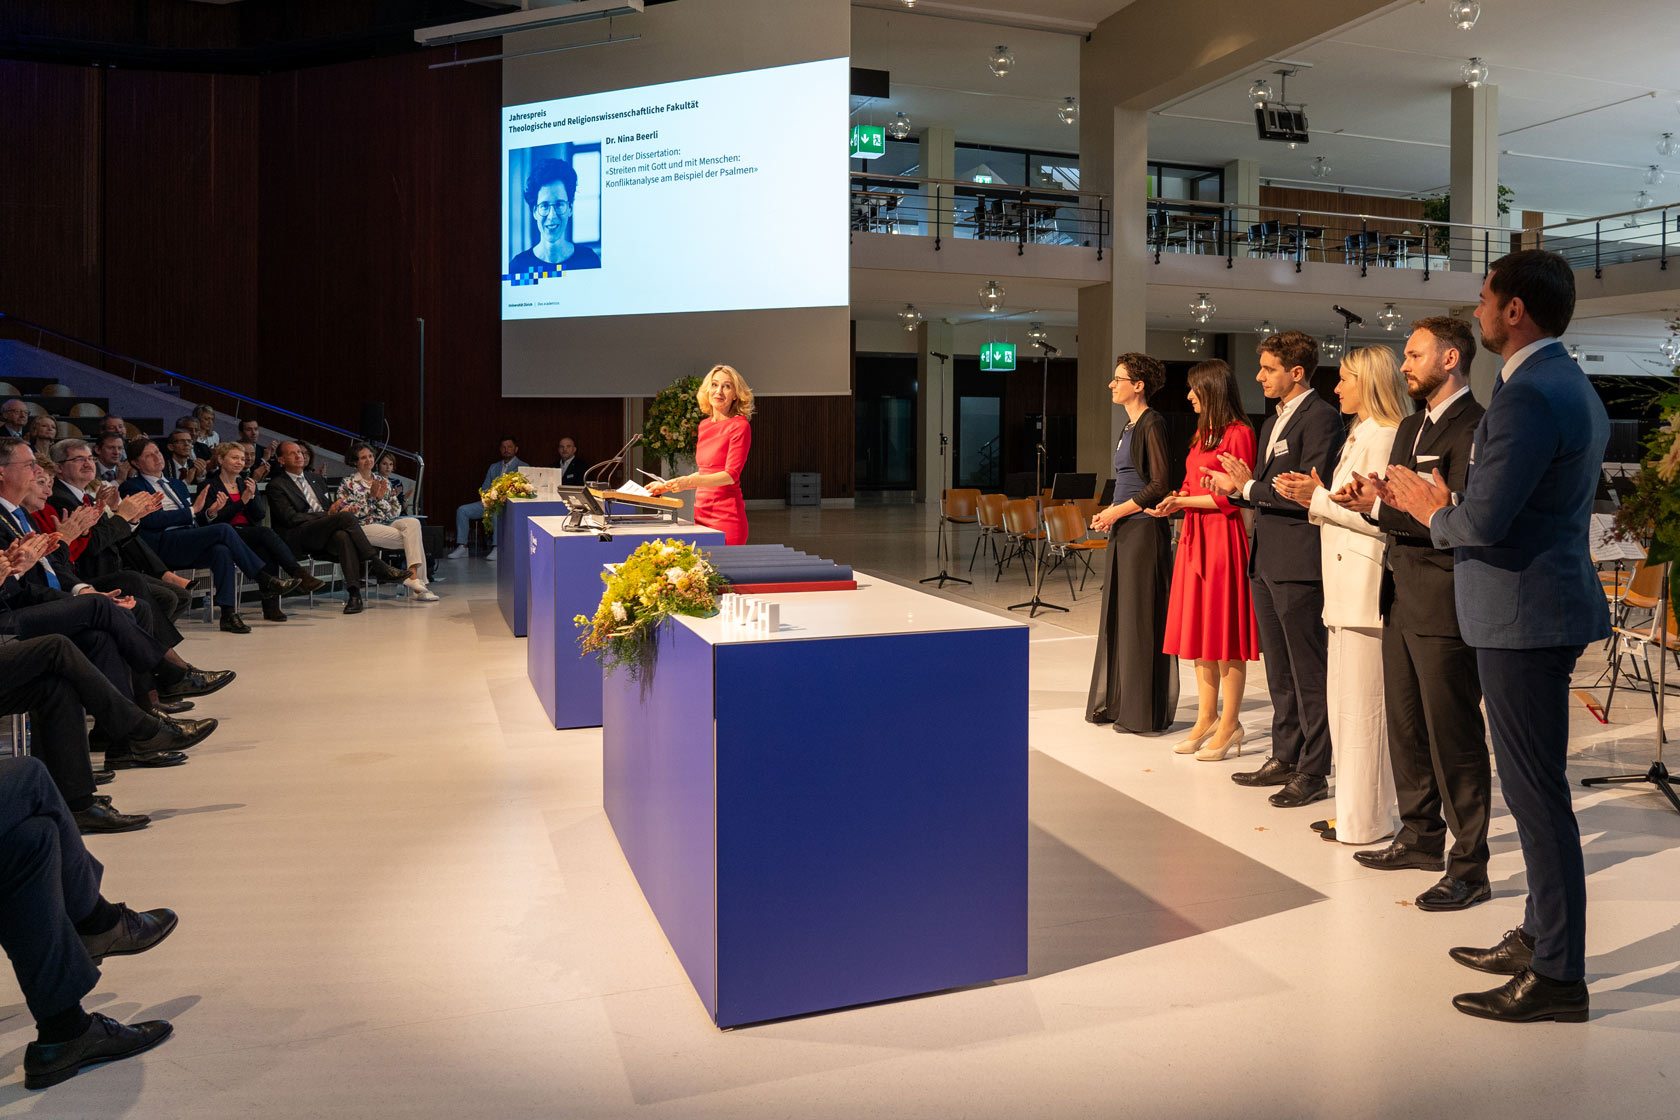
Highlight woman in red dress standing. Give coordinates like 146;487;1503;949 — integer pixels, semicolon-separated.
650;364;753;544
1147;359;1260;763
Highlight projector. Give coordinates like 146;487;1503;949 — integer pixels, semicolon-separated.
1255;103;1309;145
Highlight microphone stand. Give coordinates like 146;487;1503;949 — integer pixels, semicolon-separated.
581;433;642;538
1010;343;1068;617
1582;566;1680;813
920;349;971;588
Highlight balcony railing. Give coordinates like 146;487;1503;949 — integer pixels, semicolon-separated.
1146;198;1511;278
1531;203;1680;277
850;172;1109;257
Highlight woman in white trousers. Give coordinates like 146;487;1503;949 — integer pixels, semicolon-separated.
1270;346;1409;844
339;444;439;602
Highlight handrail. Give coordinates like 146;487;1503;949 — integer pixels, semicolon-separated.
1531;201;1680;232
1149;196;1511;235
852;170;1099;203
0;311;426;505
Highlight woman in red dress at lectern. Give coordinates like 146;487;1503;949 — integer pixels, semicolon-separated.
650;364;754;545
1147;359;1260;763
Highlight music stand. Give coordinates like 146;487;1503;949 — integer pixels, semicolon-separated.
1010;343;1068;617
1582;567;1680;813
1051;472;1096;502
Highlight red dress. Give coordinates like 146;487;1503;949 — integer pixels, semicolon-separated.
693;414;751;545
1163;423;1261;661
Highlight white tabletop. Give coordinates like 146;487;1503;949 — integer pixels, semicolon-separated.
677;570;1026;646
527;515;717;541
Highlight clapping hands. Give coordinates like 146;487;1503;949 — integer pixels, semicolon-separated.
1272;468;1327;508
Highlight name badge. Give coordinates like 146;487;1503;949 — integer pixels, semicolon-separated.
1416;454;1441;465
1271;439;1289;457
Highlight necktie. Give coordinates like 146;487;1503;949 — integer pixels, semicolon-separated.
1411;414;1435;459
11;508;60;590
301;479;322;512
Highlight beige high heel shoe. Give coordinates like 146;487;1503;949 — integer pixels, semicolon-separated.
1195;725;1245;762
1173;725;1217;755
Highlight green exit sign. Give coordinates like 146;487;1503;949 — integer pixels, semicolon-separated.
850;124;885;159
980;342;1016;371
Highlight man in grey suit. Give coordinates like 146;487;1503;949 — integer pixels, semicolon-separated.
1205;331;1346;809
1385;249;1609;1023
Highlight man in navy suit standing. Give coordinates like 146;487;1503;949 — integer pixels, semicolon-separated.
1385;249;1609;1023
1205;331;1346;809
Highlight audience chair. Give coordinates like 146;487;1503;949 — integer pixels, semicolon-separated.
1070;497;1102;525
1042;504;1106;598
4;713;28;758
1603;572;1679;721
39;383;75;398
69;402;106;419
0;381;19;397
996;498;1044;582
938;488;981;570
970;493;1007;572
22;401;46;418
55;421;83;439
124;421;143;440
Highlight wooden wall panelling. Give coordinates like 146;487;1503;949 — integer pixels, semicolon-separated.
0;61;105;342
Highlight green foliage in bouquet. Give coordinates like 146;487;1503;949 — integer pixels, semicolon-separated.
574;538;729;681
1610;373;1680;565
480;470;536;531
643;376;705;463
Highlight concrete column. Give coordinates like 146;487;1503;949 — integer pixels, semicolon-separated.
1450;83;1499;272
1225;158;1261;240
915;318;955;503
918;125;956;241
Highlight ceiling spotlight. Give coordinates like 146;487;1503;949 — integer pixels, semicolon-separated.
1255;320;1278;340
1027;322;1048;343
1646;165;1666;186
886;112;913;141
1189;292;1217;323
1461;58;1489;88
1320;334;1344;362
1247;78;1273;108
987;45;1015;78
1377;303;1404;332
898;303;923;332
1310;155;1332;179
1449;1;1481;31
1182;329;1205;355
1660;133;1677;158
1057;96;1079;125
978;280;1006;313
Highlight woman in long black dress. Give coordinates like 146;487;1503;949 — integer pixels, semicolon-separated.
1086;352;1178;733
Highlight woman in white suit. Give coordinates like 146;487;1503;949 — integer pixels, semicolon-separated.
1271;346;1411;844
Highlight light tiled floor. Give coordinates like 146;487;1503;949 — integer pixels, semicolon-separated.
3;505;1679;1118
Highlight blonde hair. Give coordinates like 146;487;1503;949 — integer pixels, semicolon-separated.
1340;345;1411;428
210;441;247;470
695;364;755;420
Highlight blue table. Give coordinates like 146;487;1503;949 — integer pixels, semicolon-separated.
526;516;724;729
495;499;571;636
603;576;1028;1027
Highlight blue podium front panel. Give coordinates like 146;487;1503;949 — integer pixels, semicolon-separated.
601;580;1029;1028
495;500;570;637
527;519;724;729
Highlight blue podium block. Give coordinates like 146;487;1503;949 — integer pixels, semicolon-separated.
603;579;1028;1027
526;517;724;729
495;500;571;637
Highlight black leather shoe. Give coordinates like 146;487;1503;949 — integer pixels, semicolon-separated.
1453;969;1588;1024
128;716;217;758
1416;875;1492;912
23;1013;173;1090
1320;826;1339;842
1353;840;1446;873
79;904;179;964
93;769;115;786
72;803;150;834
1232;756;1295;787
255;571;302;597
103;751;187;769
262;597;288;622
344;594;365;615
160;668;235;700
371;560;408;584
151;698;195;715
1268;772;1329;807
1309;818;1332;834
219;610;251;634
295;571;327;593
1450;927;1535;975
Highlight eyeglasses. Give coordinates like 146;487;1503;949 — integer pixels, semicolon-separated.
534;200;573;215
60;454;95;464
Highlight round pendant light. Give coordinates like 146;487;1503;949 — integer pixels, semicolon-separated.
885;112;912;141
1188;292;1218;323
1646;165;1666;187
1255;320;1278;340
1659;133;1677;158
1247;78;1273;109
1057;97;1079;126
1320;334;1344;362
1461;58;1489;88
987;46;1015;78
898;303;923;332
1182;329;1205;355
1377;303;1404;332
978;280;1006;313
1449;2;1481;31
1310;156;1332;179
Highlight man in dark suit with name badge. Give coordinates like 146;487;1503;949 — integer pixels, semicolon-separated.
1385;250;1609;1023
1334;317;1491;910
1205;331;1346;809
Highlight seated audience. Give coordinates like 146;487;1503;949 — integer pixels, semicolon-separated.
236;418;274;480
197;442;325;621
162;429;207;486
51;439;191;598
375;451;407;511
1;399;29;440
192;404;220;449
554;436;585;485
265;441;408;615
0;755;178;1089
449;437;526;559
339;443;438;601
92;431;133;484
98;415;127;440
27;415;59;457
120;439;300;633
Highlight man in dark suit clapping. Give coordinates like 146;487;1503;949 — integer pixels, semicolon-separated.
1205;331;1346;809
1384;250;1609;1024
266;441;407;615
1333;317;1491;911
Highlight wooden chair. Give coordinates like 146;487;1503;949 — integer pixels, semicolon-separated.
996;498;1044;582
39;383;75;397
931;488;980;580
1070;497;1102;525
1043;504;1106;598
1604;570;1680;721
69;402;106;418
55;420;83;439
970;493;1007;572
0;381;19;397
